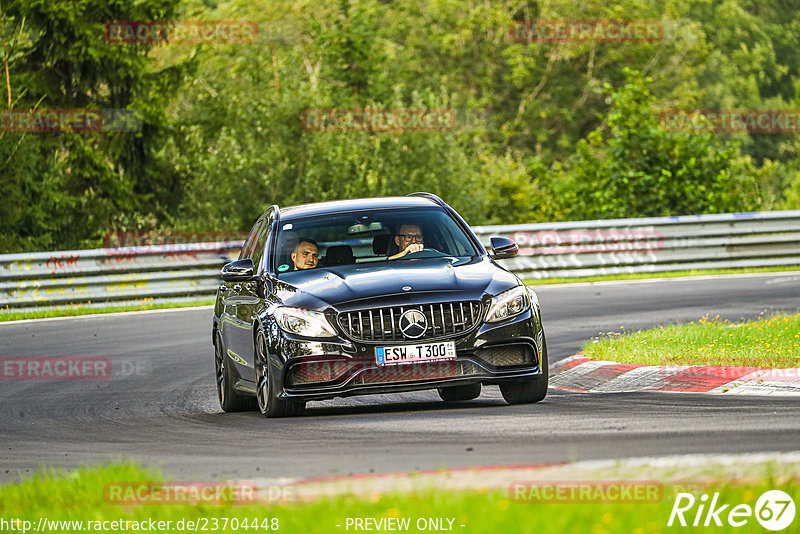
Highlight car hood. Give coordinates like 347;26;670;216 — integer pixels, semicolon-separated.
274;257;520;310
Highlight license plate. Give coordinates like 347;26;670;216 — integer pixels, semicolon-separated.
375;341;456;366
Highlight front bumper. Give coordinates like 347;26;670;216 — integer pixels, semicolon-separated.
267;309;543;402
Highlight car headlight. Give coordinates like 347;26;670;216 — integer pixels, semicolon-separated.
274;307;338;338
485;286;530;323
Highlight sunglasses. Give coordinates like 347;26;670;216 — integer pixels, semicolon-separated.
397;233;424;241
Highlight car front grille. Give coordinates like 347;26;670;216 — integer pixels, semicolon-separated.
337;301;483;342
351;360;482;385
287;359;484;387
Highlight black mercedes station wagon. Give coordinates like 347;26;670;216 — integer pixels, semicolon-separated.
212;193;548;417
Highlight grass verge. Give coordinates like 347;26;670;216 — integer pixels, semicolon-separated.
583;312;800;368
0;463;797;534
0;300;214;322
524;265;800;285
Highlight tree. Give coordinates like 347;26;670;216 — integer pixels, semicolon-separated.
555;69;761;219
0;0;186;251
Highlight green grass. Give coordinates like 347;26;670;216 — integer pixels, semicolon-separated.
524;265;800;285
583;312;800;368
1;463;798;534
0;300;214;322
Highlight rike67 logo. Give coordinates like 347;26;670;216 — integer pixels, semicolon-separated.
668;490;795;531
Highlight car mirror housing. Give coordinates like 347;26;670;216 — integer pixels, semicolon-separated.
221;259;255;281
489;237;519;260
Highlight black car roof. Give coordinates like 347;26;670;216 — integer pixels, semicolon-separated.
277;196;441;220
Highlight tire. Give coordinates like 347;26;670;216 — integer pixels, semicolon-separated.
214;332;256;412
437;383;481;402
255;331;306;418
500;334;549;405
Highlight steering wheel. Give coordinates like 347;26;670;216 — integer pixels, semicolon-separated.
405;247;442;257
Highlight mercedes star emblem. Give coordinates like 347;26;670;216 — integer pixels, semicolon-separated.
399;309;427;339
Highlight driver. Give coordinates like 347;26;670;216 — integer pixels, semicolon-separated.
389;224;424;259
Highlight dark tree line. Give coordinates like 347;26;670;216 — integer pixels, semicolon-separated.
1;0;798;252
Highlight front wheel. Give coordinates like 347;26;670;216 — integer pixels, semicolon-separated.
499;335;549;405
214;332;256;412
255;331;305;418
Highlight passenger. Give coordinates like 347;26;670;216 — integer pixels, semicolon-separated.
291;239;319;270
389;224;424;259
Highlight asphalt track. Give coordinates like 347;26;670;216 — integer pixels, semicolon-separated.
1;272;799;483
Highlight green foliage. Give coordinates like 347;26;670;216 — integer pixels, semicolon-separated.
782;168;800;209
0;0;187;252
160;1;491;228
556;69;761;219
477;151;543;225
3;0;800;252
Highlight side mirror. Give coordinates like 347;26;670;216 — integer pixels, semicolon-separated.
489;237;519;260
221;259;255;281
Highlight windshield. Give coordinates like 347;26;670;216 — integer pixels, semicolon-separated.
273;207;479;276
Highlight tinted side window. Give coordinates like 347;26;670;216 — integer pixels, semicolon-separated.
251;215;272;274
239;218;265;260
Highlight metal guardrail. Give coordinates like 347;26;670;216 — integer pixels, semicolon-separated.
1;211;799;314
475;210;800;278
0;242;242;314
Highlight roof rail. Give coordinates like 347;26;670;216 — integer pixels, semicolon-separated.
406;192;445;207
